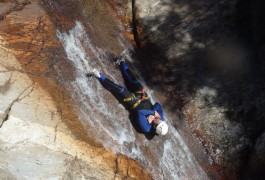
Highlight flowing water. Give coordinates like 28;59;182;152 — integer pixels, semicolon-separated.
57;21;208;179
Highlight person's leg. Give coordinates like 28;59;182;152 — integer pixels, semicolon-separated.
119;62;143;93
98;74;125;95
98;74;140;109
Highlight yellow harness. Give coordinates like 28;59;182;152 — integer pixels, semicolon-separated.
123;88;149;109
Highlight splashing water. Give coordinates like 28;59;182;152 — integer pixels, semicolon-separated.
57;22;135;148
57;21;208;179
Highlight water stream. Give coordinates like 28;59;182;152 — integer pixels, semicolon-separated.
57;21;208;179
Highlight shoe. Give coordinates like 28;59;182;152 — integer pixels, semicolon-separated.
92;68;101;78
114;56;125;66
110;50;128;65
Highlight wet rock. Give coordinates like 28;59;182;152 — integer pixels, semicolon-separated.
0;0;151;179
0;39;118;179
183;95;251;176
122;0;265;178
43;1;210;179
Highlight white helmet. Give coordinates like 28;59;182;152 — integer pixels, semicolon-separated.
156;121;168;135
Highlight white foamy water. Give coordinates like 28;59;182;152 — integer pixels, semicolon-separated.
57;21;208;180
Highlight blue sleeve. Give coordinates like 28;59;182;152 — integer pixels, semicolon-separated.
137;110;154;133
153;103;165;121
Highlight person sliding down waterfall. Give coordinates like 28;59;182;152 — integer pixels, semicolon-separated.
90;56;168;136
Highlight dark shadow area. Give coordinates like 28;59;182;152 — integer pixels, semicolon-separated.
131;0;141;48
234;0;265;179
130;0;265;178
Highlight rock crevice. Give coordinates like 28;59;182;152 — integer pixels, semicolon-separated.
0;83;35;128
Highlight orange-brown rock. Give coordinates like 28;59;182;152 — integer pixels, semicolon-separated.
0;0;151;179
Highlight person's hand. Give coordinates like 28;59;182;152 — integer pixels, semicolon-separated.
147;115;155;124
154;111;161;119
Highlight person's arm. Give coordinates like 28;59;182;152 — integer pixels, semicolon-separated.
153;103;165;121
137;110;154;133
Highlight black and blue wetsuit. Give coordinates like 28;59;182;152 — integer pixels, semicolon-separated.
98;62;165;133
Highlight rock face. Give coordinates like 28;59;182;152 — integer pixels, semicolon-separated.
42;1;209;179
0;0;150;179
125;0;265;178
2;0;263;179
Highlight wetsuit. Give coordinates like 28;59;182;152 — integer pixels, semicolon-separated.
98;62;165;133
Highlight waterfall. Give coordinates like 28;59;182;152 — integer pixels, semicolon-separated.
57;21;208;179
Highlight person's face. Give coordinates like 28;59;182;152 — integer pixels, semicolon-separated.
153;117;161;126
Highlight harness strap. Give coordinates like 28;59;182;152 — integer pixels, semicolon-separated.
134;88;147;94
123;94;135;102
131;97;150;109
123;88;149;109
134;91;142;94
141;88;145;99
142;97;149;100
131;99;142;109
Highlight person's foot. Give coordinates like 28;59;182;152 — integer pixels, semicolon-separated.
110;50;128;65
113;56;125;66
92;68;101;78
